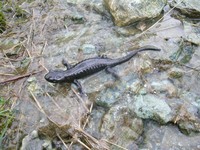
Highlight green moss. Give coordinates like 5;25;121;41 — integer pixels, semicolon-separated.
0;2;2;10
0;11;6;33
15;5;26;18
169;71;183;79
0;97;13;147
169;40;196;64
96;100;110;108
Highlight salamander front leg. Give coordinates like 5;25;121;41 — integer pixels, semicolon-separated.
105;67;120;79
73;79;84;94
62;59;72;69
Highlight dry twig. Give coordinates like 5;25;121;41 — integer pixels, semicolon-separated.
0;70;43;84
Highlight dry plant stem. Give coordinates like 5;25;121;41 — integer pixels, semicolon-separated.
45;92;66;112
82;103;93;129
76;139;91;150
41;14;49;33
39;58;49;72
152;24;181;32
71;88;90;112
66;96;92;149
0;73;14;76
102;139;128;150
173;103;187;124
28;9;35;45
31;88;94;149
24;43;32;58
18;80;26;97
139;0;184;36
56;133;70;150
40;41;48;55
30;91;46;114
31;42;37;54
121;0;184;49
30;91;60;126
177;62;200;72
0;70;43;84
68;141;74;149
2;50;18;73
76;128;99;145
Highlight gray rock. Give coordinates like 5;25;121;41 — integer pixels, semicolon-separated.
2;0;200;149
183;21;200;45
174;92;200;135
42;140;53;150
20;131;43;150
133;94;172;123
27;76;87;138
100;105;143;149
80;44;96;54
85;108;105;139
104;0;167;26
141;121;200;150
150;79;178;97
170;0;200;17
66;0;108;15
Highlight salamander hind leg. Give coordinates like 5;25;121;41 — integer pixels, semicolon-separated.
62;59;73;69
105;67;120;79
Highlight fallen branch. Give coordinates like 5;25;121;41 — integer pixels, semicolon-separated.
0;70;43;84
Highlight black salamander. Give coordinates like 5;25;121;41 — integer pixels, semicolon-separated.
45;48;160;93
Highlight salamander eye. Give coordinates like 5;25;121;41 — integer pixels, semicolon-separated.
55;75;61;80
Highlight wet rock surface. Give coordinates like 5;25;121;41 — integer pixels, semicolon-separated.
0;0;200;149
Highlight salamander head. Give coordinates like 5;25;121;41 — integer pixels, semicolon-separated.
44;69;70;83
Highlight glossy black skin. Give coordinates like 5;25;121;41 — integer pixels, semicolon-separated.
45;48;160;93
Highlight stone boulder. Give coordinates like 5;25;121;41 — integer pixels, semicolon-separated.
170;0;200;17
104;0;167;26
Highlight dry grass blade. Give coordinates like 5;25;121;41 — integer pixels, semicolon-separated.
39;58;49;72
139;0;184;36
45;92;66;113
82;103;93;129
102;139;128;150
75;128;101;146
2;50;18;73
0;73;15;76
30;91;45;114
121;0;185;49
23;42;32;58
30;91;59;126
152;24;182;32
76;139;91;150
40;41;48;55
56;133;70;150
177;62;200;73
71;88;90;112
